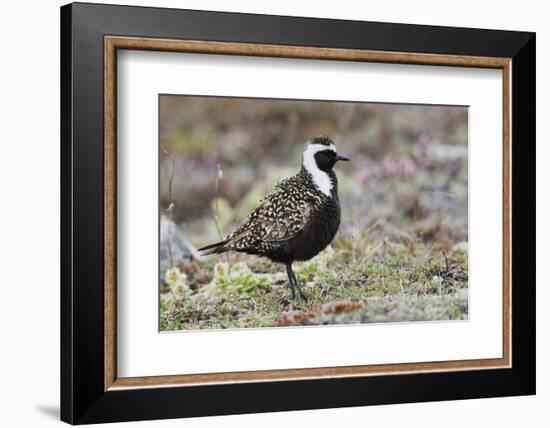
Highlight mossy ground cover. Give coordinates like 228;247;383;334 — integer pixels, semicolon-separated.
160;231;468;331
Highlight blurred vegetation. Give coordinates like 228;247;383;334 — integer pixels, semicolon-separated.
159;95;468;330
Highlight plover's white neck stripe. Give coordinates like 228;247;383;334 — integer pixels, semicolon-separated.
302;143;336;196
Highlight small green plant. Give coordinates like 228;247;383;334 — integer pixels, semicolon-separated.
205;261;273;297
164;266;190;299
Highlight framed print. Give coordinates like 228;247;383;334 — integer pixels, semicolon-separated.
60;2;536;424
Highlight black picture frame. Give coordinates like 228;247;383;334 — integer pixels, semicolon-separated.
61;2;535;424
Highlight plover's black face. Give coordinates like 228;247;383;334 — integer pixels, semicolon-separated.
314;149;349;172
302;136;349;195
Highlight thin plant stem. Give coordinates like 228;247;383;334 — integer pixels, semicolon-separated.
212;163;229;262
163;150;176;269
212;163;224;242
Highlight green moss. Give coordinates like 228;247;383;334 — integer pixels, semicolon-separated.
206;261;273;296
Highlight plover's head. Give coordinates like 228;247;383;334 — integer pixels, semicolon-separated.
302;135;349;196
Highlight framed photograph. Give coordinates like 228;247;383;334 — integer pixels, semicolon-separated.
61;2;535;424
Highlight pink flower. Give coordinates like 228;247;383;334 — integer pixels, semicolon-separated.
381;157;417;180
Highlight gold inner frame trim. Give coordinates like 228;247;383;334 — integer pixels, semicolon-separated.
104;35;512;391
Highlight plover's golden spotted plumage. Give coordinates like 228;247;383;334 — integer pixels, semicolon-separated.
199;135;349;300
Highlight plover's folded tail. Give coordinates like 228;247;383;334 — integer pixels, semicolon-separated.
197;239;229;256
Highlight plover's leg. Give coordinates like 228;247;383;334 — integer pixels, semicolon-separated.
286;263;297;299
290;266;306;301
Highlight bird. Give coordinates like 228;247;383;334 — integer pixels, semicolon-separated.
198;135;349;300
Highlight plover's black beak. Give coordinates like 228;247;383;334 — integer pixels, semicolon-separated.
336;155;350;162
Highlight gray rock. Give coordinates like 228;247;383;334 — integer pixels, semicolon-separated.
160;215;198;282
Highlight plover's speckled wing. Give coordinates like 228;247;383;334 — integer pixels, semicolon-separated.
224;175;325;252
